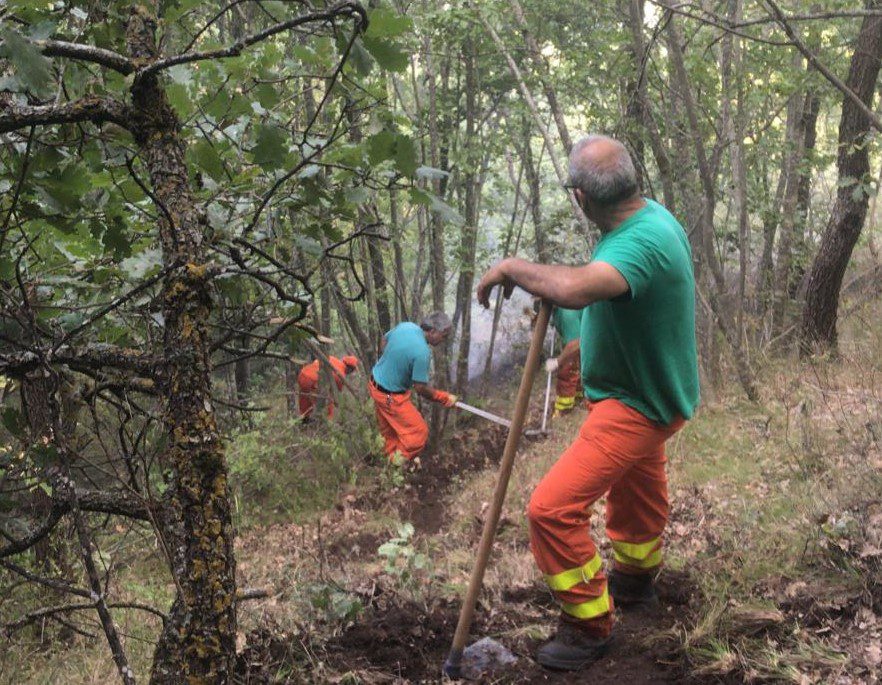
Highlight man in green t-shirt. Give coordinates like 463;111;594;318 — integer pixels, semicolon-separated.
477;135;699;672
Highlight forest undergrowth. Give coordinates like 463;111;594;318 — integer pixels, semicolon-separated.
3;306;882;684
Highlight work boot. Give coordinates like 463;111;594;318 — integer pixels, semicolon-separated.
608;570;659;608
536;621;611;671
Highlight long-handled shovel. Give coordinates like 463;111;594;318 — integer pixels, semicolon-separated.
453;401;546;438
540;327;556;435
442;300;552;679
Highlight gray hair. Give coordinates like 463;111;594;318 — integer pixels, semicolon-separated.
567;135;638;206
420;310;452;332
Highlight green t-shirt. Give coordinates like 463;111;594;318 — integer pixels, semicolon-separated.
580;199;699;425
552;307;583;344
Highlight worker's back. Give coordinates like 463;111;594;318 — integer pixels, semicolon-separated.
372;322;431;393
580;199;699;425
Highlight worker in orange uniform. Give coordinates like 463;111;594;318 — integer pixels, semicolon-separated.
544;307;585;415
369;311;457;463
297;355;359;421
477;135;699;671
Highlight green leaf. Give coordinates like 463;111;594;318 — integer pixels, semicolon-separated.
365;8;413;38
165;82;193;117
367;130;396;165
190;139;226;181
347;37;374;76
251;124;288;170
408;188;432;206
1;407;24;439
393;133;417;176
361;36;408;72
254;83;280;110
344;187;370;205
101;217;131;259
0;28;53;96
38;163;91;213
377;542;399;558
0;257;14;280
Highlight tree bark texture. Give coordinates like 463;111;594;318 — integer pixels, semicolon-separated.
125;7;237;682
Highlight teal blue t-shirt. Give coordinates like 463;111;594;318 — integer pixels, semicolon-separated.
372;322;432;392
553;307;584;344
581;199;700;425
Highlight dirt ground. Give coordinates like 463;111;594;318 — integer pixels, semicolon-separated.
235;408;708;683
318;570;700;683
233;374;882;684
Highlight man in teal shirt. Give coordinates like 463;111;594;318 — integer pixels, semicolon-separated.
477;135;699;671
369;311;457;462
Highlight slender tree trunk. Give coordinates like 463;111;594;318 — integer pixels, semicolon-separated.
234;334;250;402
663;3;758;401
454;38;480;395
483;149;528;387
474;2;591;234
720;0;749;342
319;245;374;366
508;0;572;153
791;91;821;299
522;131;548;263
424;30;452;445
772;81;807;339
389;189;409;321
625;0;676;209
800;4;882;353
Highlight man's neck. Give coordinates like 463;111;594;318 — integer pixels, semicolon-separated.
595;196;647;233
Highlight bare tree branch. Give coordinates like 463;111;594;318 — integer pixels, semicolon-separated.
0;507;64;558
34;39;134;74
764;0;882;134
0;97;132;134
0;345;163;380
136;1;368;80
74;487;153;521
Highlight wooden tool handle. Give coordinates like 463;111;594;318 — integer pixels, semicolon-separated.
443;300;552;677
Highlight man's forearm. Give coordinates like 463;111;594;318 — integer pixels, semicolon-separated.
414;383;439;400
501;259;599;308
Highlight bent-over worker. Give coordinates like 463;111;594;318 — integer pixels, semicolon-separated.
476;135;699;671
369;311;457;462
297;355;359;420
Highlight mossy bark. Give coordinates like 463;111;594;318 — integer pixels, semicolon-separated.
125;6;237;683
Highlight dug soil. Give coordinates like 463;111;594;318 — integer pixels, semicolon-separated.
236;571;702;683
322;570;700;683
237;407;707;683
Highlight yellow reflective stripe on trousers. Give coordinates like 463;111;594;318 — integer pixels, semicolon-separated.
543;553;603;592
554;395;576;411
611;538;662;569
560;587;611;619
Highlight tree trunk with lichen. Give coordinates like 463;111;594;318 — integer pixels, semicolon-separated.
125;7;237;683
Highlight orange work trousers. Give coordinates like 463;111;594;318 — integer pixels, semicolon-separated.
368;380;429;461
297;363;344;419
527;398;684;637
554;359;582;412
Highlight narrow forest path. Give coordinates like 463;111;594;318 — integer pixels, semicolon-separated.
235;401;707;683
